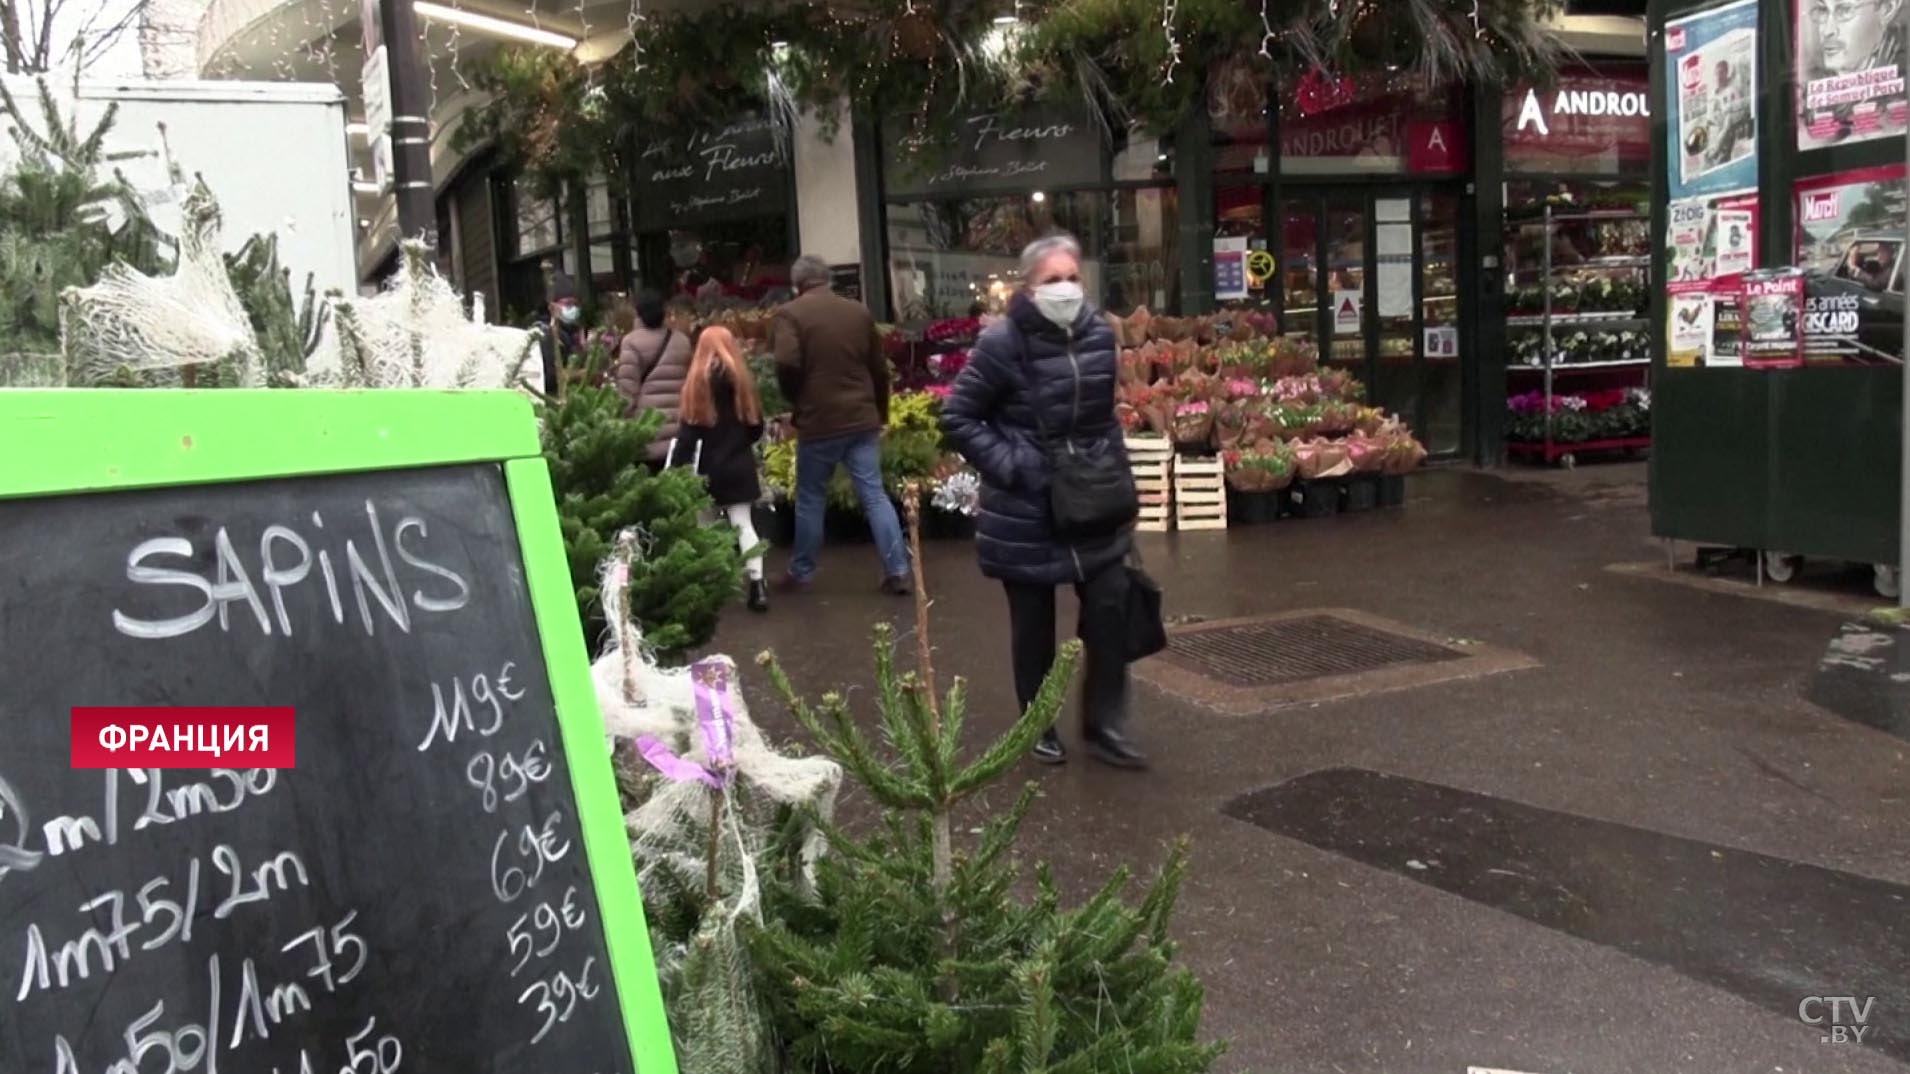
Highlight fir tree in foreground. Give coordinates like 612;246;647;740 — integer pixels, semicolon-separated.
752;498;1224;1074
540;384;743;659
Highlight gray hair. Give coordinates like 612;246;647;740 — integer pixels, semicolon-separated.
790;255;831;292
1020;233;1083;282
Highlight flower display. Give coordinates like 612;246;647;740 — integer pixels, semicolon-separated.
1507;387;1651;444
930;469;981;517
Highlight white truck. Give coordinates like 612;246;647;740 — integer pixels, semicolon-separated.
0;76;358;299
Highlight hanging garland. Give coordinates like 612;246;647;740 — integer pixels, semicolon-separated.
458;0;1565;192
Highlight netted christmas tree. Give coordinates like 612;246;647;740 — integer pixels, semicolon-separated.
540;383;745;660
752;498;1224;1074
593;535;843;1074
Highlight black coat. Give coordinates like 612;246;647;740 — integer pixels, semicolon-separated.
941;292;1133;587
674;366;764;506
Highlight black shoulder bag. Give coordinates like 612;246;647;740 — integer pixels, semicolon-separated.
1124;542;1168;661
1020;333;1139;540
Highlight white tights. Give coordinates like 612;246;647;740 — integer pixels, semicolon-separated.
724;503;765;581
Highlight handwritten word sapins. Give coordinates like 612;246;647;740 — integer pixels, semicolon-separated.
112;501;470;642
18;847;310;1000
417;661;525;752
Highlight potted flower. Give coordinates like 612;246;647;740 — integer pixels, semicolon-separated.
1172;399;1214;451
754;438;798;546
1225;441;1296;524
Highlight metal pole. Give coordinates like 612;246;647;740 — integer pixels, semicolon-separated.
375;0;437;248
1901;0;1910;606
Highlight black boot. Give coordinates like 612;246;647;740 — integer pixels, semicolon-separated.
747;579;769;613
1085;727;1148;770
1031;728;1066;765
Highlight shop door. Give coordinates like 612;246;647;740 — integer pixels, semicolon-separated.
1279;187;1466;456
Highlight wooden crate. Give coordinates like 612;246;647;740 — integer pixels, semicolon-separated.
1173;455;1228;531
1127;436;1173;532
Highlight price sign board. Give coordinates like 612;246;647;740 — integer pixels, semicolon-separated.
0;390;675;1074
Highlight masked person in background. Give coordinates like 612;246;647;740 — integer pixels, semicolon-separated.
540;271;585;396
940;233;1147;771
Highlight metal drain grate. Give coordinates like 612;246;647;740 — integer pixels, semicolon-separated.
1163;614;1463;687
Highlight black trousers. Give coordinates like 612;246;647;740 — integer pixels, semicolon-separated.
1003;562;1130;736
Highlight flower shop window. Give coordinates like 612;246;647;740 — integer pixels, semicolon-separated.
884;192;1109;322
1209;60;1272;179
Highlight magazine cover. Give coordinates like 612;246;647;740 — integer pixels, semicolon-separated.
1666;0;1761;200
1795;0;1909;150
1794;165;1906;361
1740;269;1807;368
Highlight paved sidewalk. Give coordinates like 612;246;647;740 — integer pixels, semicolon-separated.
714;463;1910;1074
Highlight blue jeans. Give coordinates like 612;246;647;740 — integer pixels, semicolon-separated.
789;431;910;582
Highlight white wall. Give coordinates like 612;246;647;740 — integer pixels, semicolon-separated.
792;104;861;266
1;77;358;298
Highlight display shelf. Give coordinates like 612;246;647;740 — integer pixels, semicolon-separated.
1506;435;1651;466
1506;313;1648;327
1506;204;1653;467
1508;359;1652;372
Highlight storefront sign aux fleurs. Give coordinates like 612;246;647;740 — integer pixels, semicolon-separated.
633;114;789;230
884;106;1102;199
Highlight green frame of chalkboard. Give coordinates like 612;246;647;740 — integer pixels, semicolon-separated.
0;388;679;1074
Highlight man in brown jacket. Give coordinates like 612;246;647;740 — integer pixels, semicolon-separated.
772;255;911;594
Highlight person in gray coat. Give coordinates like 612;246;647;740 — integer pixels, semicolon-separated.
613;289;693;464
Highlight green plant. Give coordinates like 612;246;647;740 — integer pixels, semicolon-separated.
0;77;170;371
222;233;330;385
752;516;1223;1074
541;386;743;659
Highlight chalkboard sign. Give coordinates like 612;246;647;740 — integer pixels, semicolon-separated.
632;115;791;232
0;391;675;1074
883;105;1104;199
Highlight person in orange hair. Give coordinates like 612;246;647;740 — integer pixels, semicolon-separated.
674;325;770;612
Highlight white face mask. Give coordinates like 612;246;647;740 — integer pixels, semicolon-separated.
1032;281;1084;329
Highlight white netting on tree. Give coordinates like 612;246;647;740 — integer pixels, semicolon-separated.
315;239;541;392
593;532;839;1074
60;179;263;387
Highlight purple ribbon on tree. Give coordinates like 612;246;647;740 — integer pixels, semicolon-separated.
635;656;738;790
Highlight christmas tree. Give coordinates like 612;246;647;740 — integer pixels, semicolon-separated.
540;383;745;659
752;499;1224;1074
0;76;168;382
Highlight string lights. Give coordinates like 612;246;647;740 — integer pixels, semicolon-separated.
1160;0;1180;84
1257;0;1275;58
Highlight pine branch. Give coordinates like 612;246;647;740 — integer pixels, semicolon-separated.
951;640;1080;798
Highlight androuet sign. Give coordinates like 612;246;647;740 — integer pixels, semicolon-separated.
884;107;1102;198
1503;71;1651;170
632;115;789;231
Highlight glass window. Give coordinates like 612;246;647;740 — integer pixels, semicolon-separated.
647;217;792;304
1324;196;1366;368
1209;59;1271;178
1420;193;1462;455
512;176;559;255
586;176;617;236
1216;184;1272;311
1280;197;1320;341
1112;126;1175;182
885;193;1105;321
1106;187;1179;314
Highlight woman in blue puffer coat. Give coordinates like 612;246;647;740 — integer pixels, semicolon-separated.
940;233;1146;770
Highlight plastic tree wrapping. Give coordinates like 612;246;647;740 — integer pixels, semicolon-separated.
60;178;263;388
592;533;841;1074
751;497;1223;1074
322;239;540;391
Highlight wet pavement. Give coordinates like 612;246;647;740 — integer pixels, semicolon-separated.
711;463;1910;1074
